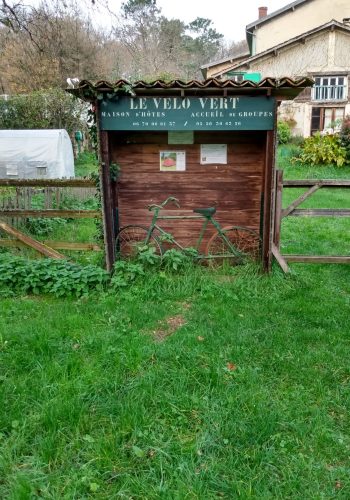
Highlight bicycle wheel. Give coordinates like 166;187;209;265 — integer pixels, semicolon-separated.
206;226;261;265
116;225;163;258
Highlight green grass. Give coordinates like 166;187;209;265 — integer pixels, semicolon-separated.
0;150;350;498
74;151;99;178
278;145;350;256
0;264;350;498
277;144;350;180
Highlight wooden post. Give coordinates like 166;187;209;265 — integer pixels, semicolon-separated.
262;127;277;272
99;129;115;272
274;169;283;250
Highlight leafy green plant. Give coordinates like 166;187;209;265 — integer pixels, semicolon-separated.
24;217;67;237
136;245;162;266
0;88;87;137
110;163;121;182
0;255;109;297
289;135;304;147
293;133;348;167
75;151;99;177
87;105;98;155
277;121;292;144
110;260;145;288
340;115;350;163
162;248;194;270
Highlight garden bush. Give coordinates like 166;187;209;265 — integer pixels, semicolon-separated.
0;88;87;137
293;132;348;167
277;121;292;144
0;255;109;297
340;115;350;163
0;245;199;298
289;135;304;147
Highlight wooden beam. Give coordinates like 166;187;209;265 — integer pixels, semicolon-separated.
0;210;101;218
0;239;102;251
0;179;96;187
262;125;277;272
289;209;350;217
0;221;66;259
273;169;283;249
284;255;350;264
272;243;290;273
282;183;321;217
283;180;350;187
99;129;115;272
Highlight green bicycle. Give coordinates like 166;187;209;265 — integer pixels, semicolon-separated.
115;196;261;264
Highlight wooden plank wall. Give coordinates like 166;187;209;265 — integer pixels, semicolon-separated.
111;131;266;251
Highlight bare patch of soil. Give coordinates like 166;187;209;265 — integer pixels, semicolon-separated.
153;314;187;342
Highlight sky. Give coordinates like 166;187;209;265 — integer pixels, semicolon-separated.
98;0;293;42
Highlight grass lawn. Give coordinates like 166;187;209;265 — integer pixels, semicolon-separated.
277;146;350;257
0;152;350;498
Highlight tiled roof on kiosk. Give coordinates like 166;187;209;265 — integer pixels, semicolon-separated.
67;77;314;101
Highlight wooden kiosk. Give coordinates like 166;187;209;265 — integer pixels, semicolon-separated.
69;77;312;271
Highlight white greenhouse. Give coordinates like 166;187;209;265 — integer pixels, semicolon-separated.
0;129;75;179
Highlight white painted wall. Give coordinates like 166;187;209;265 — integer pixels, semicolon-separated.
255;0;350;54
241;30;350;137
247;31;350;78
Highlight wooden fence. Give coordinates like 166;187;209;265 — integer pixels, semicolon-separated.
273;170;350;272
0;178;102;259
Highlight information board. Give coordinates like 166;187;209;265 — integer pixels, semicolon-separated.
99;96;275;131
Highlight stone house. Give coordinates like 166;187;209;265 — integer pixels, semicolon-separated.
201;0;350;136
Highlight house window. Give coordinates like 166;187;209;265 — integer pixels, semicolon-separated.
312;76;347;101
311;107;345;134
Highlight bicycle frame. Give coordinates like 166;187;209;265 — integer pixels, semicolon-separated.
145;200;244;258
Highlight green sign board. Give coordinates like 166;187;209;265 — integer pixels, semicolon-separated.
99;96;275;131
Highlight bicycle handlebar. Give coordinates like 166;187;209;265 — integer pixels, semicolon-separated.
148;196;180;211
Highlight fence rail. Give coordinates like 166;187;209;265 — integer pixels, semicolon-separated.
0;178;101;259
0;179;96;187
273;170;350;272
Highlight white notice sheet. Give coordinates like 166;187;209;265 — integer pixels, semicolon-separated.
200;144;227;164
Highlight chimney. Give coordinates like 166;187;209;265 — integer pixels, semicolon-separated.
258;6;268;19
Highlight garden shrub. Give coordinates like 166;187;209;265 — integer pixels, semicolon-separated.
0;254;109;297
293;132;348;167
24;217;67;237
0;88;87;137
340;115;350;163
289;135;304;147
277;121;292;144
0;244;199;298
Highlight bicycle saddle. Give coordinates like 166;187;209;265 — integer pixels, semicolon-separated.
193;206;216;217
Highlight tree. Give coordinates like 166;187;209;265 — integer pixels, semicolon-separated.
181;17;224;78
1;0;228;89
0;87;88;137
0;1;121;92
114;0;224;80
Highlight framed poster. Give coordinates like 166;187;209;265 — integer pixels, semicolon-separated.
160;151;186;171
